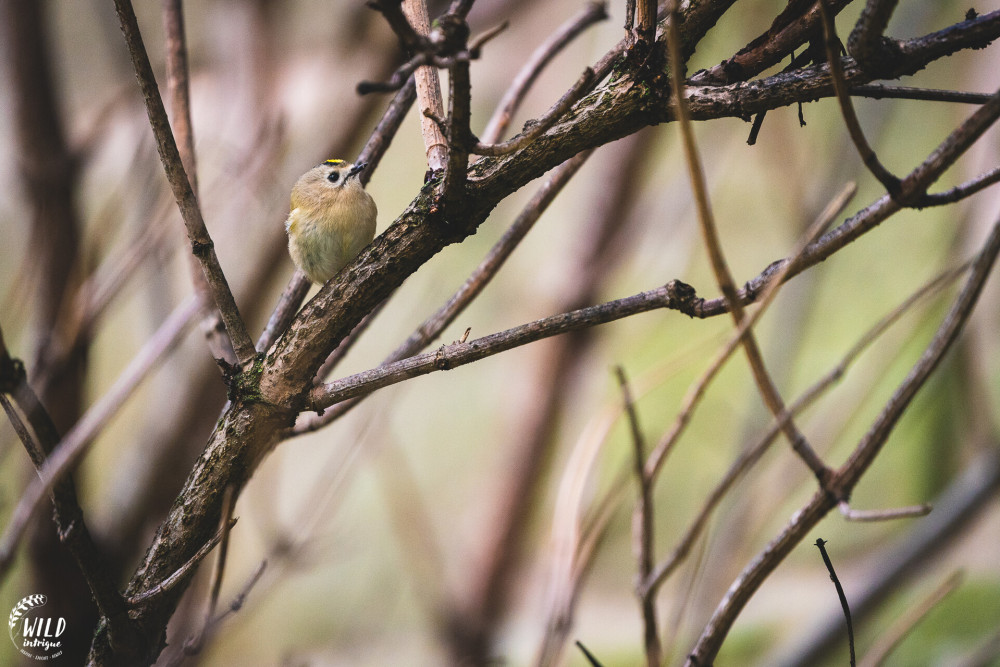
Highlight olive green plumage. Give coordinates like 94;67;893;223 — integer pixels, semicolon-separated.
286;159;377;284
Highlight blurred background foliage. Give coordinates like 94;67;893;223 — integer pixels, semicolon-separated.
1;0;1000;665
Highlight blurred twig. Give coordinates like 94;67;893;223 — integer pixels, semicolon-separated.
480;2;607;144
617;366;661;667
0;296;202;576
667;0;832;486
858;570;963;667
687;206;1000;665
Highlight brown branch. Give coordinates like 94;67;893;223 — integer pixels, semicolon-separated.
849;84;995;104
403;0;448;171
309;282;699;411
0;332;140;653
162;0;237;367
686;206;1000;665
0;296;202;576
642;259;972;596
820;0;903;198
847;0;900;67
616;367;660;667
367;0;426;53
667;1;832;486
688;0;854;86
838;500;931;522
480;2;607;144
472;68;596;156
635;0;656;42
113;0;256;367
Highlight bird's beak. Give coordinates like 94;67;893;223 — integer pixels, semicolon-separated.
347;162;367;179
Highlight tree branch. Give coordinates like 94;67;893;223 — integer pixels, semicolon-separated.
113;0;255;367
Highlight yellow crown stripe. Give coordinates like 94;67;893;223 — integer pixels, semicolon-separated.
324;159;345;165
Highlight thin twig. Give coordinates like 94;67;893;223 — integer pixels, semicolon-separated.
480;2;608;144
820;0;903;198
615;367;660;667
575;640;605;667
473;68;596;156
687;206;1000;666
849;84;995;105
162;0;238;366
846;0;900;67
169;560;268;666
0;295;202;574
367;0;426;53
127;518;237;605
921;166;1000;206
858;570;962;667
667;1;833;486
815;538;856;667
838;500;931;522
309;281;699;411
113;0;256;367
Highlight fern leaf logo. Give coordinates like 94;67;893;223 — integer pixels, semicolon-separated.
8;594;46;641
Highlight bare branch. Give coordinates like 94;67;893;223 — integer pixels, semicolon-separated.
473;68;596;156
309;282;700;411
838;500;932;522
403;0;448;171
112;0;256;366
815;538;856;667
858;570;962;667
616;367;660;667
847;0;900;67
480;2;607;144
686;206;1000;665
0;296;202;575
849;84;996;105
668;0;832;485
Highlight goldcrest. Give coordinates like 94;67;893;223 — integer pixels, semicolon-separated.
286;159;377;284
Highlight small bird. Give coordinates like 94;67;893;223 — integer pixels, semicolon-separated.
286;159;378;284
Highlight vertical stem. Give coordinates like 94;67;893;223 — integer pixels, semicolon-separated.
402;0;448;171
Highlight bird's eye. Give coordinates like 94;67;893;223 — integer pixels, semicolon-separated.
327;171;340;183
